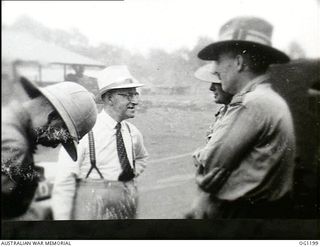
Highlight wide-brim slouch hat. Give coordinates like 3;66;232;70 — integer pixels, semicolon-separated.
198;16;290;64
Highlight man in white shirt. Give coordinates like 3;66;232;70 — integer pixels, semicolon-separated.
52;65;148;220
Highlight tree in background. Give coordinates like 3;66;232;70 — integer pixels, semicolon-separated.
287;41;306;60
5;16;218;94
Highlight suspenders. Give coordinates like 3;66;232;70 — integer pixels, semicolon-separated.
85;131;104;179
85;123;135;179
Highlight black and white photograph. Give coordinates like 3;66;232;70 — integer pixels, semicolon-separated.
1;0;320;241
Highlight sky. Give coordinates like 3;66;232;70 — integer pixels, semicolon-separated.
2;0;320;57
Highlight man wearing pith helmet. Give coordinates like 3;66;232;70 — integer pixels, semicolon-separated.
193;16;296;218
194;63;233;141
185;63;233;218
52;65;148;220
1;77;97;220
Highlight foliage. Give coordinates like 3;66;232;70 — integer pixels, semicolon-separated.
6;15;215;93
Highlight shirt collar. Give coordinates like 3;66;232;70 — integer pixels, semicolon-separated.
230;74;270;105
239;74;269;95
100;110;121;129
215;104;228;117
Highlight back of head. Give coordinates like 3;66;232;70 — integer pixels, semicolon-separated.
222;46;272;74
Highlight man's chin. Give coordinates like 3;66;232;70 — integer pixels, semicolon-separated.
126;110;136;118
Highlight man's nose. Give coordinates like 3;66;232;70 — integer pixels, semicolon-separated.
47;111;64;128
130;97;139;104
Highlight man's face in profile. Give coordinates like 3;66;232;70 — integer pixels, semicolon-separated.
209;83;232;105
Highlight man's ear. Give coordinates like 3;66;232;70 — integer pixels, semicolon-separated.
101;93;112;104
235;55;245;72
106;93;114;105
47;110;60;123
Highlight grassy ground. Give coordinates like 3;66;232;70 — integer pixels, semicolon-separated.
130;105;217;158
128;105;217;218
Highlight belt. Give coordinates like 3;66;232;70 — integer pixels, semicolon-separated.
76;178;135;187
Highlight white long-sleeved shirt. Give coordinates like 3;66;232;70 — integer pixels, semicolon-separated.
51;110;148;220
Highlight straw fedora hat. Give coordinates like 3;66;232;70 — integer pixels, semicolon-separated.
194;63;221;83
95;65;144;103
198;16;290;64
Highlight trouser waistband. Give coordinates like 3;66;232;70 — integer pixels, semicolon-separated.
76;178;135;187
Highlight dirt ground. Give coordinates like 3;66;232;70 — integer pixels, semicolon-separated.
130;105;217;218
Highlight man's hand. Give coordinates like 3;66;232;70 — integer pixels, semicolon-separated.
192;147;204;168
196;167;230;193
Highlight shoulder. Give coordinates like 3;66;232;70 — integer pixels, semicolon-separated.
91;112;112;131
2;113;30;164
2;101;29;143
3;101;25;121
244;83;287;109
242;83;291;124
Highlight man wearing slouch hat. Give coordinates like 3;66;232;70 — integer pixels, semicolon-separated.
193;16;296;218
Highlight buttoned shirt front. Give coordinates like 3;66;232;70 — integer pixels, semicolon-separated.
206;105;229;142
57;110;147;179
194;75;296;202
52;110;148;219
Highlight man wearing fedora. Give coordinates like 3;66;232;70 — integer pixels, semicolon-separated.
2;77;98;220
52;65;148;220
193;16;296;218
185;62;233;218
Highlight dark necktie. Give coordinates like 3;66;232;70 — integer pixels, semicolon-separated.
115;122;135;182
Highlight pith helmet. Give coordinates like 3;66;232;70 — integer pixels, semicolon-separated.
20;77;97;161
198;16;290;64
194;63;221;83
95;65;144;103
